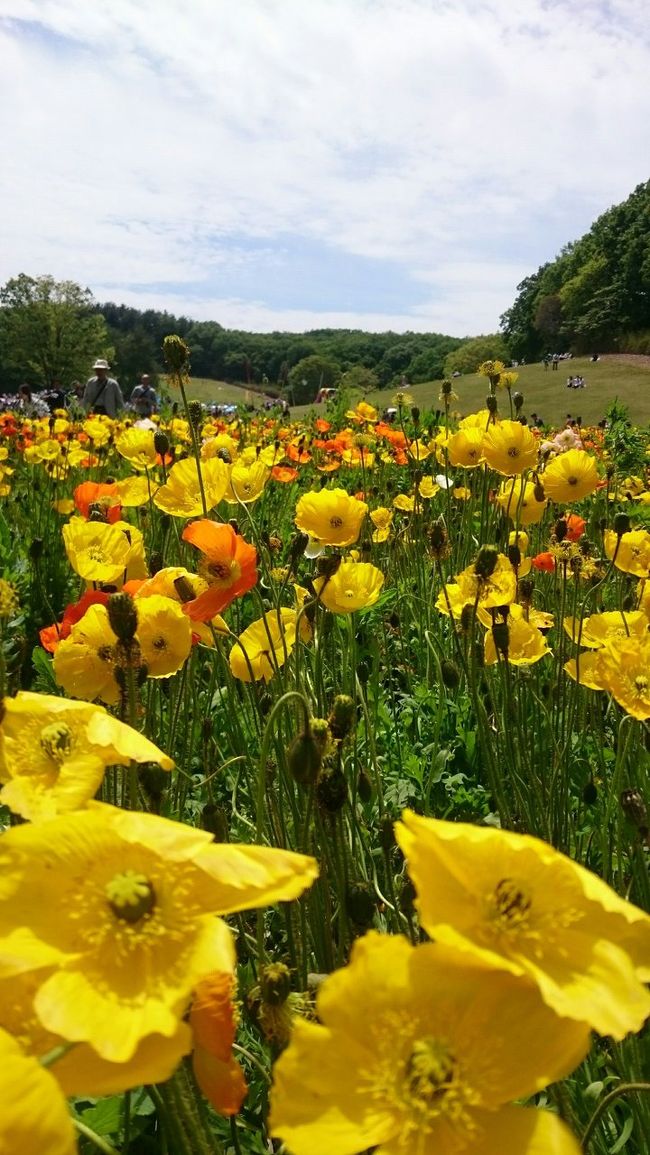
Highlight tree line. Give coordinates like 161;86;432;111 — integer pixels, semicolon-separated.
500;179;650;361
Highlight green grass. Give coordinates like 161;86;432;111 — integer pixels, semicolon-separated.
175;357;650;428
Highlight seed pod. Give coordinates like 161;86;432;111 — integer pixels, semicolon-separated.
474;545;499;580
107;592;138;643
317;766;348;812
613;512;631;537
154;430;170;456
440;659;460;689
346;883;376;928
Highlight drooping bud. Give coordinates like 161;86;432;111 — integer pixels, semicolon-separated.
328;694;356;741
107;592;138;643
201;803;230;841
287;718;328;786
507;544;521;569
533;478;545;503
346;883;376;928
440;659;460;688
162;334;191;374
357;768;373;803
317;554;342;579
554;518;568;543
474;545;499;580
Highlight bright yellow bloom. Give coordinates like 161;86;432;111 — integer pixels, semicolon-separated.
229;609;297;682
84;417;111;445
495;478;547;525
393;493;415;512
508;530;529;554
435;582;466;619
447;427;484;468
154;457;229;517
0;691;173;822
484;615;550;666
370;507;393;542
481;421;538;476
224;459;270;505
115;427;158;470
418;476;439;499
131;595;193;678
396;812;650;1038
53;604;120;705
0;805;318;1061
110;519;148;583
542;449;600;503
456;553;517;609
62;519;131;583
52;498;75;515
604;528;650;577
313;561;384;614
114;475;158;506
201;432;239;462
0;1028;76;1155
596;636;650;720
270;932;586;1155
563;610;648;650
478;358;506;380
459;409;499;430
0;970;190;1096
407;438;432;462
295;488;368;546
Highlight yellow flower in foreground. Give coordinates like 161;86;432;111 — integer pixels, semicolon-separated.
154;456;229;517
563;610;648;650
456;552;517;609
53;604;120;705
481;420;538;476
135;595;193;678
230;608;297;682
313;560;384;614
295;488;368;546
63;518;130;583
0;1028;76;1155
396;812;650;1038
114;475;158;506
604;528;650;577
542;449;599;503
0;691;173;822
225;459;270;504
447;427;484;468
0;970;190;1096
484;615;550;666
495;478;547;525
0;805;318;1061
596;636;650;720
270;932;586;1155
116;427;158;470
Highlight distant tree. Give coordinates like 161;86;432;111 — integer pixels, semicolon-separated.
443;334;510;377
0;274;110;388
341;364;378;394
533;295;563;344
287;355;341;404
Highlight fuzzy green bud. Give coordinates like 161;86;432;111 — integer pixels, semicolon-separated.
260;962;292;1006
328;694;356;741
107;592;138;643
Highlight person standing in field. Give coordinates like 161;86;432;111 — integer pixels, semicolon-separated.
83;359;124;418
130;374;159;418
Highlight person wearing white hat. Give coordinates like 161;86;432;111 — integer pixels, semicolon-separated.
83;359;125;418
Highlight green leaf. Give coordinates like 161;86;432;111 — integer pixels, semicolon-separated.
79;1096;123;1136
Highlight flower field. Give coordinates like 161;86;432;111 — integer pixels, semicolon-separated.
0;350;649;1155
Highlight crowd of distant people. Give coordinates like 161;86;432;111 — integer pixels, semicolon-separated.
0;359;160;420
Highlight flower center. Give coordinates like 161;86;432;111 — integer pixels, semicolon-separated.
507;447;519;457
88;547;107;563
492;877;531;930
329;516;343;528
106;871;156;923
634;675;648;693
40;722;74;762
405;1037;456;1106
567;476;578;486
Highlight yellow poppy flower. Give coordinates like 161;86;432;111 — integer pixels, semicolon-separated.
435;582;466;619
407;438;432;462
604;528;650;577
0;1028;76;1155
563;652;606;691
270;932;586;1155
370;507;393;542
114;475;158;506
83;417;111;445
447;427;484;468
53;605;120;705
459;409;500;429
0;970;190;1096
392;493;415;512
134;565;208;604
418;476;440;499
229;609;297;682
0;805;318;1061
132;595;193;678
295;488;368;546
224;459;270;505
154;457;230;518
201;432;239;462
313;561;384;614
484;615;550;666
596;636;650;720
0;691;173;822
456;552;517;609
508;530;529;554
563;610;649;650
481;421;538;476
62;519;131;583
52;498;75;515
115;428;158;470
542;449;599;504
396;811;650;1038
495;478;547;525
110;519;148;583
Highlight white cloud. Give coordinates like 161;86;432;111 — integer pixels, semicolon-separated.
0;0;648;334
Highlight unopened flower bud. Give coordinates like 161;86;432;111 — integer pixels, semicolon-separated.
620;788;648;833
554;518;568;543
613;512;631;537
440;379;453;397
486;394;498;414
29;538;44;561
491;620;510;658
460;604;475;633
287;721;325;786
188;400;203;428
533;478;545;502
430;520;447;556
260;962;292;1007
583;779;598;805
316;766;348;812
346;882;376;928
107;592;138;643
474;545;499;580
328;694;356;741
357;768;373;803
441;659;460;688
410;406;420;424
507;545;521;568
317;554;342;579
173;575;195;603
513;391;524;411
201;803;229;841
154;430;170;456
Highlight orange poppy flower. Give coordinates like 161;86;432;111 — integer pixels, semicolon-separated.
271;465;299;483
565;513;586;542
286;444;312;464
317;460;342;472
532;551;556;572
315;418;331;433
190;973;248;1116
73;481;121;523
182;520;258;622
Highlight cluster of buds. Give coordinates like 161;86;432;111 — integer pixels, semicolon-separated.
108;593;147;700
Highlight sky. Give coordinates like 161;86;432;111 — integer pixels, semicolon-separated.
1;0;649;336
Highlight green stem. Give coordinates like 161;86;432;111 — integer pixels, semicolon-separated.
582;1082;650;1151
73;1119;123;1155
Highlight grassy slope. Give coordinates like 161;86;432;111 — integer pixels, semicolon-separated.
181;356;650;427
